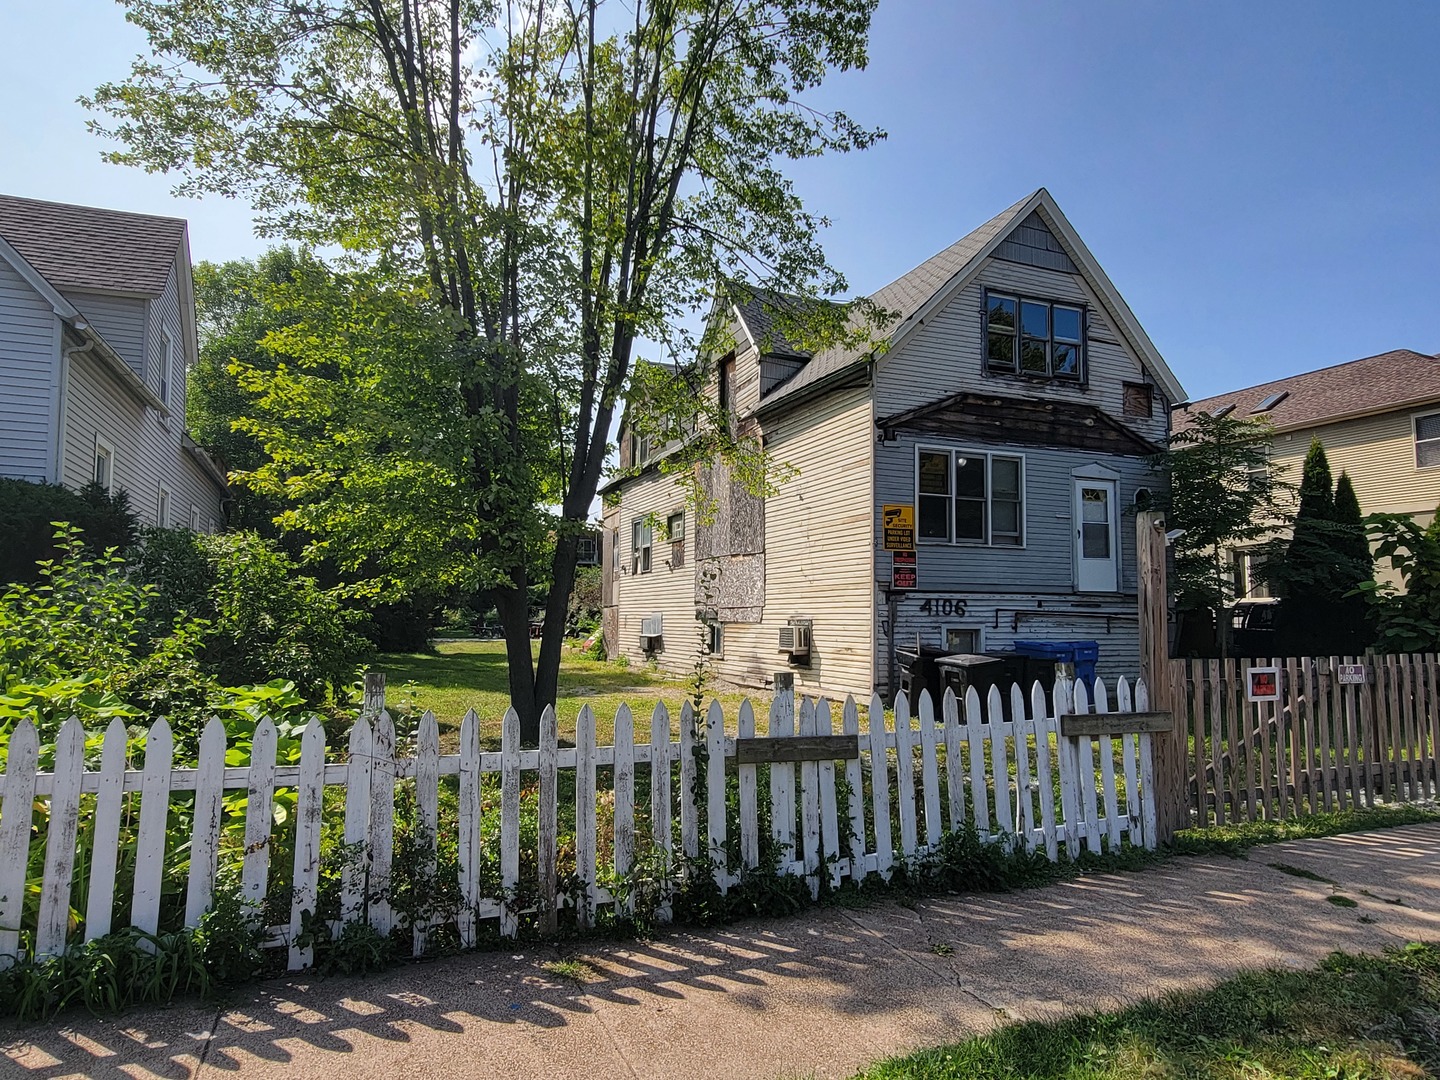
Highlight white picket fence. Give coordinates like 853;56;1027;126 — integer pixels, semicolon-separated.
0;676;1157;970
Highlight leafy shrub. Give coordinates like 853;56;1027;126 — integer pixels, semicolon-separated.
131;527;370;703
0;479;137;585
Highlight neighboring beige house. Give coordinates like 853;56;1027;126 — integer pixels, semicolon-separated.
0;194;227;529
1176;348;1440;596
601;188;1185;700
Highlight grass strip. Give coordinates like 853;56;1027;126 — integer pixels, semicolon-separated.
853;942;1440;1079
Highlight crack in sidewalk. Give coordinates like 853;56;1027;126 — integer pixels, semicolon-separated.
835;907;1021;1021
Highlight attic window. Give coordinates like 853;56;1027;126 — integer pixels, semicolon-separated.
1123;382;1153;418
985;291;1084;382
1251;391;1289;413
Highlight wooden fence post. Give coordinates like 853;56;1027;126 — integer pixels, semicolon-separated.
1137;510;1188;843
362;671;386;717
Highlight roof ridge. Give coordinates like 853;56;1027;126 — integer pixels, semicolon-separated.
867;189;1037;306
0;192;188;226
1183;348;1439;407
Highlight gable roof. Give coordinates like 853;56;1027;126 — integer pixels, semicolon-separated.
757;188;1185;412
1174;349;1440;433
0;194;185;296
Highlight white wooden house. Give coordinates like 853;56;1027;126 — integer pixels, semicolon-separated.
0;194;227;529
601;189;1185;698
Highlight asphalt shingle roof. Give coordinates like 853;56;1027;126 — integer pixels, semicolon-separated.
759;191;1035;407
1174;349;1440;433
0;194;185;296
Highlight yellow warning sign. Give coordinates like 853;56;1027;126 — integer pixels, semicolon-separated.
882;504;915;551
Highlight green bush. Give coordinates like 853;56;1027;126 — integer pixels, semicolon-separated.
0;479;137;585
131;527;370;704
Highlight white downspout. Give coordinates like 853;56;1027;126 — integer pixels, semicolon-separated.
56;322;97;488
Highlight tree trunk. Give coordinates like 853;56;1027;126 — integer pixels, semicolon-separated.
494;584;541;743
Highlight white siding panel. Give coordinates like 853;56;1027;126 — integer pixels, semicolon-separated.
62;291;147;378
612;468;700;675
611;384;876;699
0;256;58;481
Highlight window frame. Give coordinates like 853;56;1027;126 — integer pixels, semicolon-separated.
630;517;653;574
1415;411;1440;469
944;627;983;654
666;510;686;569
92;435;115;493
158;326;175;410
983;289;1087;383
189;505;202;532
575;535;599;565
156;484;171;528
914;444;1027;548
706;621;724;658
1122;381;1154;418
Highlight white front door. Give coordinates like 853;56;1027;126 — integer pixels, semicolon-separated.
1074;479;1118;593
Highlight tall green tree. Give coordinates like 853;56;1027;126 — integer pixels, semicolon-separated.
1364;505;1440;652
1272;442;1375;654
189;247;313;530
1153;410;1290;656
87;0;885;739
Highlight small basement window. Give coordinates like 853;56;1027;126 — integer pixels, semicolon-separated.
945;627;980;653
1417;413;1440;468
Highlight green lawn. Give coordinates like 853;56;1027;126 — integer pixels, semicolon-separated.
854;943;1440;1079
372;639;767;748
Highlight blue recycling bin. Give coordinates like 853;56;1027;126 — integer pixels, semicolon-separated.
1012;640;1100;692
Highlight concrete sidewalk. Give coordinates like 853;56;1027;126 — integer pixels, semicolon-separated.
7;823;1440;1080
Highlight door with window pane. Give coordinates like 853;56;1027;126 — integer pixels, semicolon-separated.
1073;479;1117;592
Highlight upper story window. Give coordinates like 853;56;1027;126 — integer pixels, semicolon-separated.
917;447;1024;547
666;510;686;569
1417;413;1440;468
156;485;171;528
93;437;114;492
159;327;175;408
985;291;1084;382
575;535;599;565
1123;382;1153;418
631;517;653;574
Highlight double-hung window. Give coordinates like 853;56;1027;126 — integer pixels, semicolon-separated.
1416;413;1440;468
985;291;1085;381
630;517;652;574
666;510;686;569
917;447;1024;546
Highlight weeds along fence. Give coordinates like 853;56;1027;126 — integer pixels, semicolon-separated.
1173;654;1440;826
0;677;1160;972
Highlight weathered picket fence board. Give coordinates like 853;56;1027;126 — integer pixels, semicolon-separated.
0;676;1156;970
1177;653;1440;827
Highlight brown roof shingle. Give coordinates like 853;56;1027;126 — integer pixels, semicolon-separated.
0;194;185;296
759;191;1035;407
1174;349;1440;433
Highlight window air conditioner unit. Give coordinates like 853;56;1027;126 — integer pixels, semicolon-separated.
777;619;811;658
640;613;663;647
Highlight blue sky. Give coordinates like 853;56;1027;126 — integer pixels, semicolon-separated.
1;1;1437;401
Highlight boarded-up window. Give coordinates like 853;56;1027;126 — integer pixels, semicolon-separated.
1123;382;1153;418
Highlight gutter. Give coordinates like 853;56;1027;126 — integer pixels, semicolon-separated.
67;317;169;413
183;433;231;494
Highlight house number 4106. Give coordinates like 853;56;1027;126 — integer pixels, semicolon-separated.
917;598;967;617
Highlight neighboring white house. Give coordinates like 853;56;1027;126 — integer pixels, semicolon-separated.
601;188;1185;699
0;194;227;529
